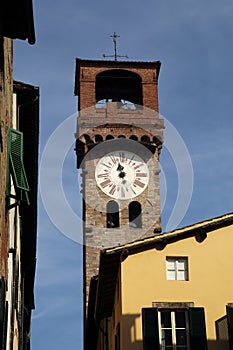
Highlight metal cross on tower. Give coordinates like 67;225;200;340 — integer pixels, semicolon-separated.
103;32;128;61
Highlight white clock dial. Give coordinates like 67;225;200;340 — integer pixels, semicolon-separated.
95;151;149;200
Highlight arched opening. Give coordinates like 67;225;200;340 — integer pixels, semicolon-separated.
94;134;103;143
129;201;142;228
118;135;126;139
141;135;150;143
83;134;91;144
129;135;138;141
96;69;142;106
106;201;120;228
153;136;161;145
106;135;114;140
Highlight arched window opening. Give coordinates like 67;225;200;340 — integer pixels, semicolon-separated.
96;70;143;106
83;134;91;144
118;135;126;139
129;201;142;228
129;135;138;141
106;201;120;228
106;135;114;140
94;134;103;143
141;135;150;143
153;136;161;145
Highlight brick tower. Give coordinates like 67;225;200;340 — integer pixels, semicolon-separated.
74;58;164;317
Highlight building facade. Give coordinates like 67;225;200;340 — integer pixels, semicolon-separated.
91;213;233;350
0;2;38;349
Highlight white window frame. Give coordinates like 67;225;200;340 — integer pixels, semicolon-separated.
166;257;188;281
158;310;190;350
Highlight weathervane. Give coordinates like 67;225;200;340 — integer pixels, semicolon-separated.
103;32;128;61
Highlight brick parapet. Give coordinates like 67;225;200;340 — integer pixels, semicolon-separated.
75;59;161;111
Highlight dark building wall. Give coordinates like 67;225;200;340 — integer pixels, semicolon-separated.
0;37;13;278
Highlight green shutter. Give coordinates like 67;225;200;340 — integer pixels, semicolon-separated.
7;128;30;205
227;306;233;350
0;278;5;348
142;308;160;350
189;307;207;350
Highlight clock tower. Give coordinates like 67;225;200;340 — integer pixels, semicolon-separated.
74;57;164;314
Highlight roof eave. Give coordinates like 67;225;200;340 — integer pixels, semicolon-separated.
1;0;36;44
94;212;233;319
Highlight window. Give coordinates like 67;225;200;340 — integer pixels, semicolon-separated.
6;128;30;206
166;258;188;281
129;201;142;228
96;69;143;106
158;310;188;350
142;307;207;350
106;201;119;228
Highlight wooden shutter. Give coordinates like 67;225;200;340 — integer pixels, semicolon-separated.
189;307;207;350
7;128;30;205
227;306;233;350
115;323;120;350
142;308;160;350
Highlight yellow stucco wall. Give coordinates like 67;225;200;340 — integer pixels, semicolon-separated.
120;224;233;350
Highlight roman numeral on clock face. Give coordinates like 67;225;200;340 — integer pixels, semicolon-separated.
134;163;144;170
130;185;137;195
119;152;126;163
101;162;112;169
97;173;109;179
109;155;117;164
109;184;116;195
121;187;126;198
100;179;111;188
136;173;148;177
133;179;145;188
128;155;135;165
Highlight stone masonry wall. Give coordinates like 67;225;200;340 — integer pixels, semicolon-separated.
75;60;163;313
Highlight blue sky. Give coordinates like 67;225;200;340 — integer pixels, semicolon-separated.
14;0;233;349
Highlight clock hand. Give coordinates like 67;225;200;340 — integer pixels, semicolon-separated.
117;163;124;172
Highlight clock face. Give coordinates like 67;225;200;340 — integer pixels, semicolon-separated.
95;150;149;200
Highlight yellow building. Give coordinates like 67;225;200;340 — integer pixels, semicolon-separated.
87;213;233;350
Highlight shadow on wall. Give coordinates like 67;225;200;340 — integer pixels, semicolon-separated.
121;314;230;350
122;314;142;350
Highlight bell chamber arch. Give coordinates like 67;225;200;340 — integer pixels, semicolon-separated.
96;69;143;106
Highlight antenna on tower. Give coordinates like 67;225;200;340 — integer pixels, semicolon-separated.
103;32;128;61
